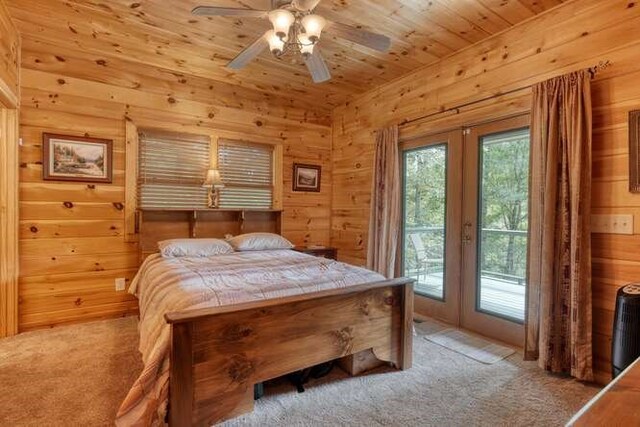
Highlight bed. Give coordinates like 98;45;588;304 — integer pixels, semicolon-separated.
118;213;413;426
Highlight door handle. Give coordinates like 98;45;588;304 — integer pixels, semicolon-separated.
463;221;472;244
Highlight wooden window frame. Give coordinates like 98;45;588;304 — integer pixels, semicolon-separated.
124;123;284;242
211;136;283;210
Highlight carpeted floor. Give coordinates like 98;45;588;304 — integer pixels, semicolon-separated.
0;317;599;427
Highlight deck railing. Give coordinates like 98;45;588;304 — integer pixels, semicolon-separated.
404;225;527;287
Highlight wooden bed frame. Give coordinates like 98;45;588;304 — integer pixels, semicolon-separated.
137;208;414;426
165;278;414;426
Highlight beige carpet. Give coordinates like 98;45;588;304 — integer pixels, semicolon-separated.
0;317;599;427
0;317;142;427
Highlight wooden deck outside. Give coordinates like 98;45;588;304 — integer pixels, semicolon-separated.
410;272;525;322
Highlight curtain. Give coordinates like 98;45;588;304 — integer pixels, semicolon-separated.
525;70;593;381
367;125;401;278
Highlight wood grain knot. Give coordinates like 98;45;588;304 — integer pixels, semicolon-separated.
359;301;370;315
227;355;254;382
332;327;355;354
222;324;254;342
29;226;38;233
63;201;74;209
384;296;396;306
113;202;124;210
87;184;96;189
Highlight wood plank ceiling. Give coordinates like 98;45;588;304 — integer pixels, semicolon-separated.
7;0;564;111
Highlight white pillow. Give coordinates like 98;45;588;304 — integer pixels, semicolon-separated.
158;238;234;258
227;233;293;251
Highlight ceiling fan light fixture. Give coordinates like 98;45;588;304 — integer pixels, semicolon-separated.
298;33;315;58
268;9;295;39
266;30;286;55
301;14;326;43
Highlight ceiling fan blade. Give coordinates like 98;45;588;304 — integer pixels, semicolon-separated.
227;33;270;70
291;0;322;11
272;0;292;8
328;21;391;52
304;48;331;83
192;6;268;18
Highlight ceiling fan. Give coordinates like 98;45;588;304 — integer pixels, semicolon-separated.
192;0;392;83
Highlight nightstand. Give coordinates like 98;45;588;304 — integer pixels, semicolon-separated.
293;246;338;260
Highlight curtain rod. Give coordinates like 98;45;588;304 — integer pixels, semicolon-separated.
399;60;611;127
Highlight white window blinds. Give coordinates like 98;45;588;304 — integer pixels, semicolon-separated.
138;130;210;209
218;140;274;209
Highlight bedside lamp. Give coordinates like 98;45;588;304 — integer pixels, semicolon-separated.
203;168;224;208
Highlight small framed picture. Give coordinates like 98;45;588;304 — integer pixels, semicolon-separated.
293;163;321;192
43;133;113;183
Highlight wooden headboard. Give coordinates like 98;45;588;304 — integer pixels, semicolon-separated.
137;209;282;260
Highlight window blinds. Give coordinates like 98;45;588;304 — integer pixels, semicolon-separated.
138;130;210;209
218;140;274;209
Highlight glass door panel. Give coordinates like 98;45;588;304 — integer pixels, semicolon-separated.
401;131;462;325
402;145;447;300
477;128;530;323
461;115;530;347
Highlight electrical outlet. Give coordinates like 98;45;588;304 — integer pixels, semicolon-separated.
115;277;127;292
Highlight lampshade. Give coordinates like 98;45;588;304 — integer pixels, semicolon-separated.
301;14;326;43
203;168;224;187
266;30;286;55
268;9;295;39
297;33;315;58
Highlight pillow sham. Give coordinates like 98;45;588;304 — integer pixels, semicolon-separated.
158;238;234;258
227;232;294;251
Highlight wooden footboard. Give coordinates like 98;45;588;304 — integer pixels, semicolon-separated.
165;278;414;427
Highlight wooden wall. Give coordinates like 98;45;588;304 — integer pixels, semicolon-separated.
0;0;18;107
0;0;19;338
16;40;332;331
331;0;640;383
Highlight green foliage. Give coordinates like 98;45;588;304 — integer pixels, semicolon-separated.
402;130;530;282
403;146;447;274
479;131;529;278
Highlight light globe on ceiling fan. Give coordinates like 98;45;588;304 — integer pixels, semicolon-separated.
192;0;391;83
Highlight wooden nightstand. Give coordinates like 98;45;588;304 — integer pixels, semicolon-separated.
293;246;338;260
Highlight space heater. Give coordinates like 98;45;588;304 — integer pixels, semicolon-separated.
612;283;640;378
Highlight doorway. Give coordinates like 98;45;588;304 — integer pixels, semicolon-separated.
400;115;530;346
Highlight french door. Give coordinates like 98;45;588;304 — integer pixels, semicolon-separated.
401;115;531;346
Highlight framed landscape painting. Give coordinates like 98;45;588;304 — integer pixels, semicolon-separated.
293;163;321;192
43;133;113;183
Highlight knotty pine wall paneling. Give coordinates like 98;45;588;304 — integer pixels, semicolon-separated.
17;42;332;331
0;0;18;107
0;0;19;338
330;0;640;383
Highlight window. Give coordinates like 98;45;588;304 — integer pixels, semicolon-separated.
218;139;274;209
137;131;276;210
138;130;210;209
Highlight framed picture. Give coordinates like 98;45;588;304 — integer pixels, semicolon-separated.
43;133;113;183
293;163;321;192
630;110;640;193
